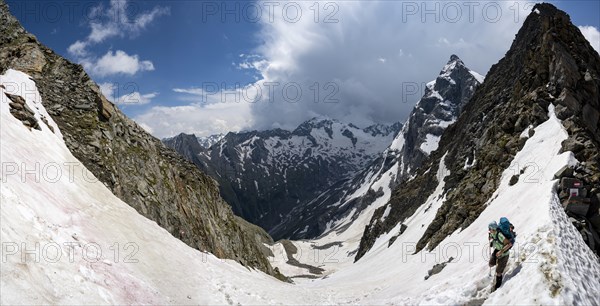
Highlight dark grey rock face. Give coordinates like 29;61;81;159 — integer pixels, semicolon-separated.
399;55;483;177
356;3;600;261
163;133;206;161
0;0;277;276
164;119;401;240
5;93;42;130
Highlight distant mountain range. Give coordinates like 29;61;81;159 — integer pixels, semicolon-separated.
163;118;401;238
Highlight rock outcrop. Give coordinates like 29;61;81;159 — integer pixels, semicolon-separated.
5;92;41;130
356;3;600;260
0;0;278;276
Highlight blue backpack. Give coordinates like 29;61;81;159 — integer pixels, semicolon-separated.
498;217;516;244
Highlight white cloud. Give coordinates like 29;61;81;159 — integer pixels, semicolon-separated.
99;82;157;105
83;50;155;77
579;26;600;54
67;0;168;77
116;92;158;105
138;122;154;134
74;0;169;47
134;84;262;138
67;40;88;57
236;55;269;80
99;82;116;99
134;102;254;139
173;87;206;96
88;23;120;44
86;2;169;44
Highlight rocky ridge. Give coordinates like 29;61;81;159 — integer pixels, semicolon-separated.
356;3;600;260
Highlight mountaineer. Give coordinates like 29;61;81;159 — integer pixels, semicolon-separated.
488;220;514;292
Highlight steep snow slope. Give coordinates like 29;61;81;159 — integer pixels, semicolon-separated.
0;70;294;304
2;73;599;305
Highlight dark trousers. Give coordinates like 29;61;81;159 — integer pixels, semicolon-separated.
489;250;509;275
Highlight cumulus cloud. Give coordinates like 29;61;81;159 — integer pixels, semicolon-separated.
69;0;169;54
99;82;116;99
116;92;158;105
134;102;254;138
68;0;168;77
83;50;155;77
67;40;88;57
135;85;263;138
579;26;600;54
138;122;155;134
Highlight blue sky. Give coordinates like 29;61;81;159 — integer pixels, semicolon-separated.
7;0;600;138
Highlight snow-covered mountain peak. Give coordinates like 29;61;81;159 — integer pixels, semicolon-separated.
293;117;401;140
292;116;337;136
441;54;465;72
400;54;483;157
163;133;225;149
197;133;225;149
356;0;600;268
449;53;460;62
442;54;486;84
305;115;337;124
434;54;478;89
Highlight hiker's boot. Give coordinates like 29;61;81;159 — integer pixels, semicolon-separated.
491;275;503;293
494;275;503;290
